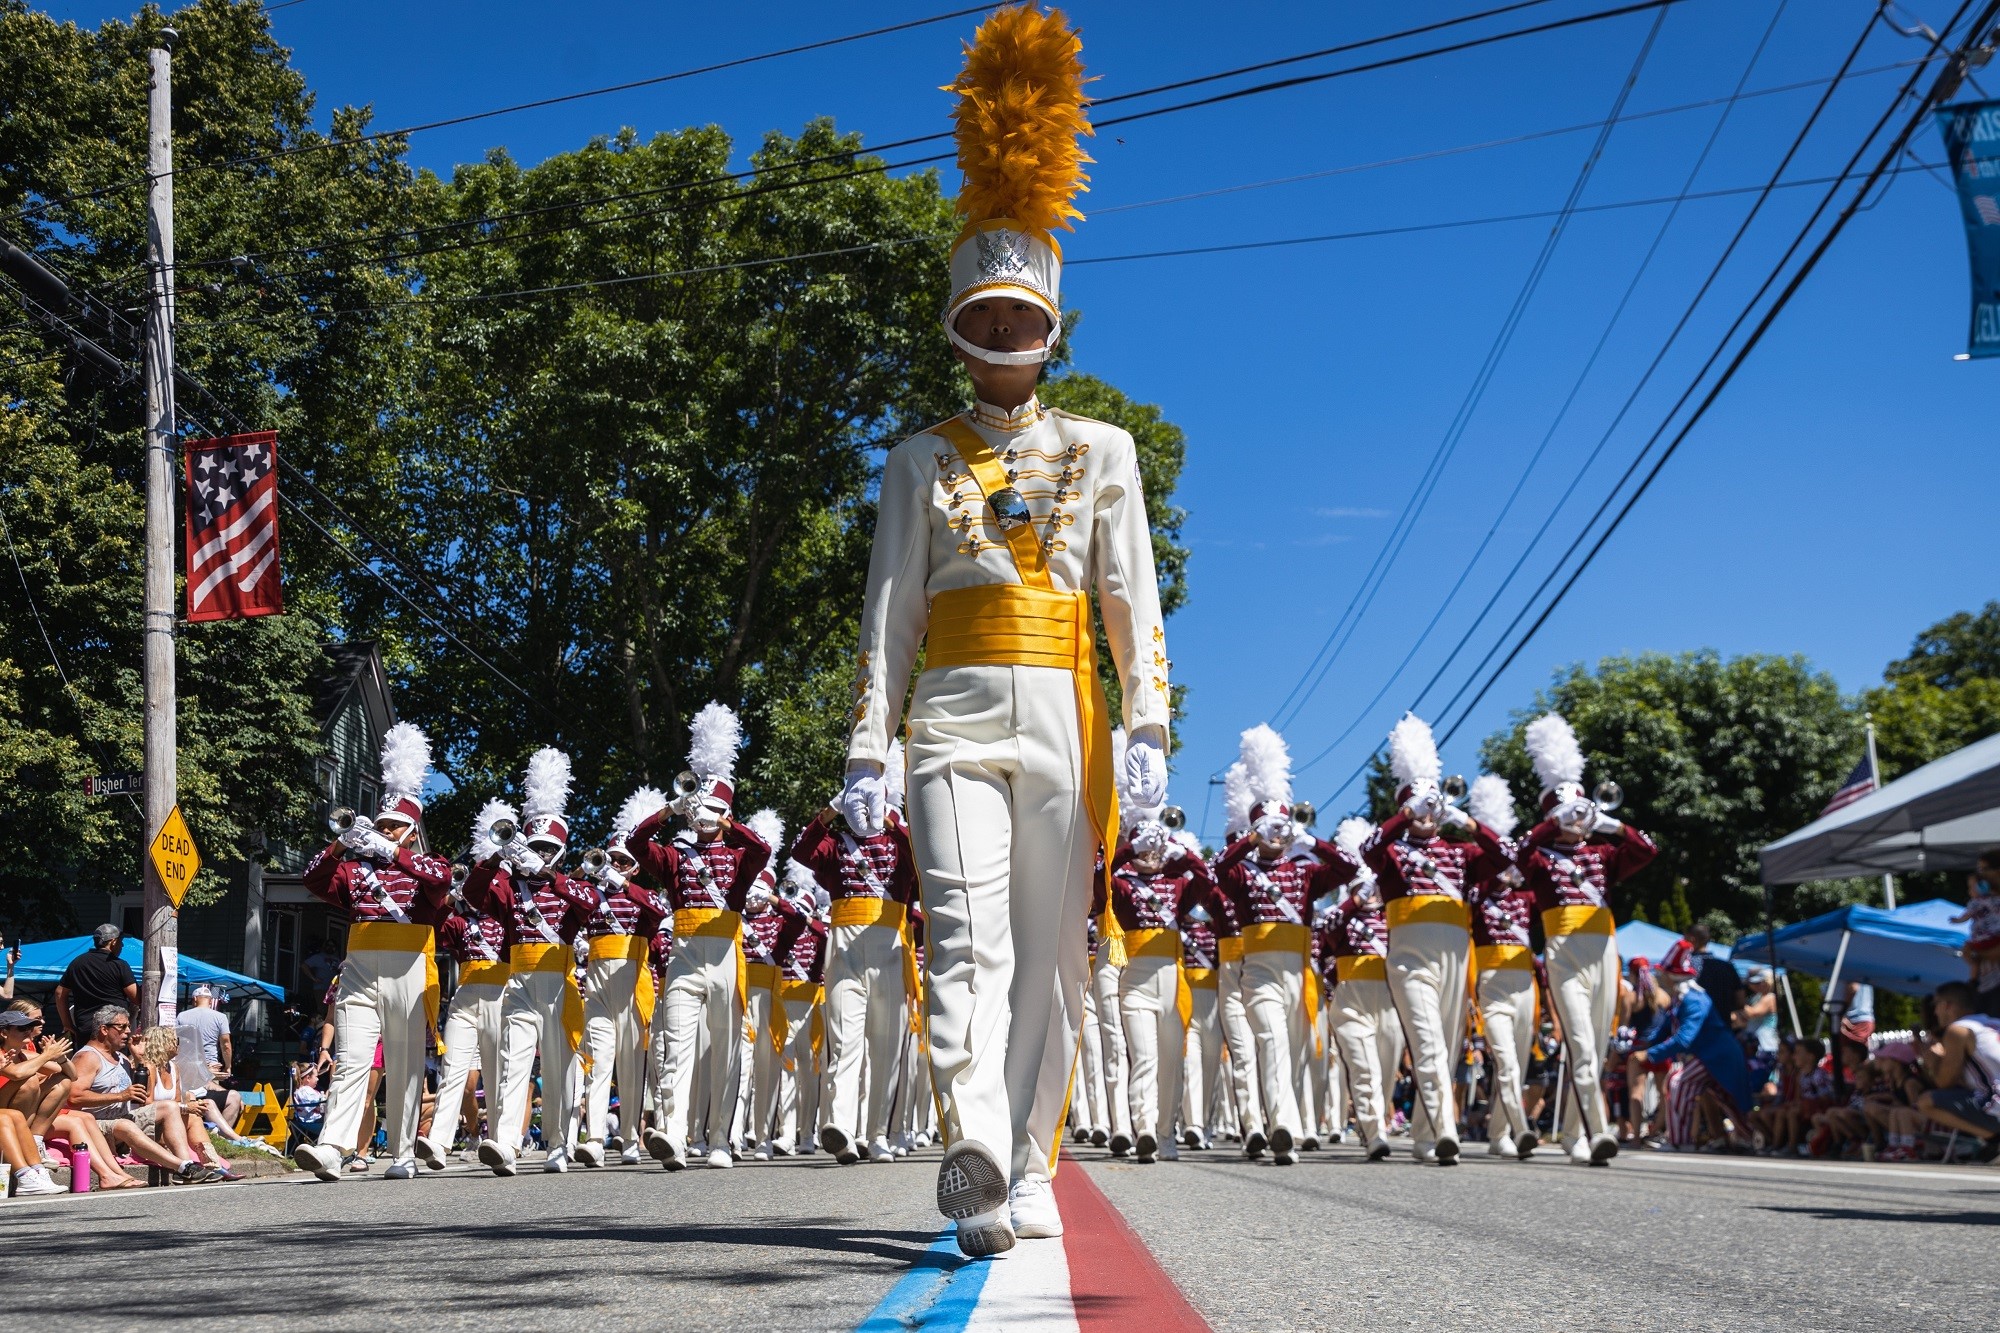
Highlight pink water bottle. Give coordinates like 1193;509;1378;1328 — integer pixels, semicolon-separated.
69;1142;90;1193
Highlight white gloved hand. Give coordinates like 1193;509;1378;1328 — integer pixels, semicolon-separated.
1554;797;1595;831
1124;734;1168;810
841;766;887;838
1593;809;1623;836
1131;821;1170;858
1254;812;1292;844
1440;803;1474;831
508;844;547;878
338;821;376;851
361;830;401;863
1403;778;1443;819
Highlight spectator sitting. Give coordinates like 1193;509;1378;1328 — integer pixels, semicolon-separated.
1637;940;1755;1151
134;1025;237;1180
1856;1043;1933;1163
1739;968;1781;1076
1916;980;2000;1161
1952;849;2000;1016
0;1003;145;1189
67;1006;214;1183
1805;1038;1875;1157
1618;958;1672;1143
289;1061;327;1143
52;925;137;1042
176;985;243;1131
1744;1036;1799;1153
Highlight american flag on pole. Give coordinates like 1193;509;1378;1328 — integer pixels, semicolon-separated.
183;431;285;623
1819;750;1877;818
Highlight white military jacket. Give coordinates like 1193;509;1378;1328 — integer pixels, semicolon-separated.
846;396;1171;766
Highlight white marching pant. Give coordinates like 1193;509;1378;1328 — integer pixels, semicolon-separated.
495;967;577;1153
773;995;820;1149
650;931;743;1155
1545;929;1618;1146
580;955;646;1147
1078;969;1107;1131
321;947;429;1159
1321;1005;1346;1136
1242;948;1307;1141
1331;976;1402;1145
906;661;1096;1184
1299;1000;1328;1138
1118;953;1184;1143
1387;921;1470;1152
1218;955;1263;1137
1182;982;1221;1136
433;978;505;1147
1092;954;1132;1140
897;1026;934;1139
1477;964;1537;1142
823;922;908;1145
743;980;779;1146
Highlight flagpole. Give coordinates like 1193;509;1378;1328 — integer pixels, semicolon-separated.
1865;713;1895;911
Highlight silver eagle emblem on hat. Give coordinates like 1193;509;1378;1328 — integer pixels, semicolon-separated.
975;228;1030;280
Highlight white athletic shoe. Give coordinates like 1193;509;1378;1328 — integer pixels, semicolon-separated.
478;1140;518;1176
1435;1137;1461;1167
1489;1133;1516;1158
544;1146;570;1173
383;1159;419;1180
1589;1133;1619;1166
1567;1139;1594;1166
1009;1176;1063;1239
868;1137;897;1164
1516;1131;1540;1160
1181;1126;1204;1149
956;1208;1017;1257
822;1125;860;1166
937;1141;1009;1221
1160;1141;1181;1162
772;1137;795;1157
1135;1132;1158;1164
1415;1143;1439;1164
706;1149;734;1169
574;1141;605;1168
294;1143;342;1182
1367;1137;1392;1162
914;1131;933;1148
752;1143;773;1162
620;1142;643;1166
13;1166;63;1196
413;1136;450;1171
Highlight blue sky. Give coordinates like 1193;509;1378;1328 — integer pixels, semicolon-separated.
49;0;2000;839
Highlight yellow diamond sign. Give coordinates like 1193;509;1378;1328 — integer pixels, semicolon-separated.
149;805;201;911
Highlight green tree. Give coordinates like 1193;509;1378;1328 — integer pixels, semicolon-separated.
1884;601;2000;690
1478;651;1860;930
1866;602;2000;781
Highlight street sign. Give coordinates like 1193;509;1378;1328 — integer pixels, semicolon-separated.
86;772;144;797
148;805;201;911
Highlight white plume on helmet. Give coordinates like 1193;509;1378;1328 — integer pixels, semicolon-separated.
1222;761;1252;838
1334;816;1375;860
1524;713;1586;794
611;786;669;847
522;747;572;824
377;721;431;815
1386;713;1442;790
885;738;908;812
1466;774;1519;838
687;702;742;781
1237;724;1293;810
744;808;786;856
470;798;518;862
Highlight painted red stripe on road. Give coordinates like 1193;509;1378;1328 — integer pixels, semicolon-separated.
1053;1151;1212;1333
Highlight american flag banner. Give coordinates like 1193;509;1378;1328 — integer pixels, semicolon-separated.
1818;750;1877;818
183;430;285;623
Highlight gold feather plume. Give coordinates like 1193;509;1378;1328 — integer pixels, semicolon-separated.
944;4;1094;243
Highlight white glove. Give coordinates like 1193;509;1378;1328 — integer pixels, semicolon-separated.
1254;812;1292;844
1124;734;1168;810
1553;797;1595;830
338;821;376;851
1403;778;1442;819
1440;803;1474;832
361;830;401;863
507;844;547;878
1593;809;1623;836
1131;821;1170;858
841;766;887;838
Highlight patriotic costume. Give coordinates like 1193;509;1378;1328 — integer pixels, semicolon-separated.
842;4;1170;1259
790;760;920;1166
1213;726;1358;1165
417;824;512;1170
296;723;451;1181
1109;819;1213;1163
634;703;774;1170
1362;714;1508;1166
1465;774;1540;1160
1518;713;1657;1165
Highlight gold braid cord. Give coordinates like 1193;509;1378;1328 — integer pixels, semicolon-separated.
944;4;1094;244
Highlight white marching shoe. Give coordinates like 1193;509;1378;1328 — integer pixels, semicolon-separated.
293;1143;342;1182
868;1136;897;1164
477;1140;518;1176
706;1149;734;1169
1567;1139;1594;1165
544;1146;570;1173
620;1142;643;1166
383;1158;419;1180
1489;1133;1516;1159
956;1208;1017;1257
1009;1175;1063;1239
574;1140;605;1168
413;1136;450;1171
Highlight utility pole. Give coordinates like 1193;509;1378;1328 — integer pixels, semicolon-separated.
1865;712;1895;911
140;31;179;1025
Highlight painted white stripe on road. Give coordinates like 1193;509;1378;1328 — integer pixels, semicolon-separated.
964;1236;1079;1332
1620;1151;1999;1187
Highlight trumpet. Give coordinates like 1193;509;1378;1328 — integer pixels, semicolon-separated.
1160;806;1187;831
673;771;701;799
450;862;469;891
1293;801;1317;830
489;817;519;846
1593;779;1624;813
1442;774;1467;802
328;805;374;835
578;847;613;880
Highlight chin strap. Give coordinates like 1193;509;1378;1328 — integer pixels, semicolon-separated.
945;321;1059;366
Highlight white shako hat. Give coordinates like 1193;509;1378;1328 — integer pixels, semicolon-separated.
1525;713;1588;814
521;747;573;849
1386;713;1442;806
941;4;1092;366
687;701;744;815
1238;723;1293;825
375;721;431;828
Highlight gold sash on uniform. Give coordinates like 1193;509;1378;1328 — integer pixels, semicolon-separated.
929;416;1122;965
675;908;749;1025
1542;905;1615;937
1123;926;1193;1029
1335;953;1387;983
1217;936;1245;964
588;933;657;1034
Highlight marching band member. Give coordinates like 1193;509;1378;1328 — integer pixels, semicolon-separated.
841;4;1172;1257
1179;869;1222;1151
790;745;920;1167
1109;808;1213;1164
1302;891;1336;1149
573;787;672;1167
633;703;773;1170
1090;907;1134;1157
1074;921;1114;1148
1326;820;1399;1160
466;748;594;1176
1213;727;1357;1166
416;813;512;1170
1363;714;1509;1166
738;810;807;1161
772;864;830;1157
1518;713;1657;1166
296;723;452;1182
894;902;937;1152
1213;761;1264;1155
1465;773;1539;1160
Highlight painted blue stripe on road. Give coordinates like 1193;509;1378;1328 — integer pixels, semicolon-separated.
856;1228;991;1332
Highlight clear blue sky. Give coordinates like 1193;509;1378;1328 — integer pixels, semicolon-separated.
49;0;2000;839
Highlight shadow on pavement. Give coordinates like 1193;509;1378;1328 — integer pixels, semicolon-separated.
1756;1205;2000;1226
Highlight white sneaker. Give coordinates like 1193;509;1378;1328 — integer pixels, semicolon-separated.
1589;1133;1620;1166
544;1146;570;1173
293;1143;342;1182
1567;1140;1593;1166
1009;1175;1063;1238
772;1137;795;1157
914;1131;933;1148
1415;1143;1438;1164
413;1136;449;1172
691;1138;709;1158
955;1208;1017;1257
937;1141;1009;1221
1160;1141;1180;1162
1488;1134;1515;1158
642;1127;682;1171
1367;1137;1392;1162
1181;1126;1204;1149
751;1143;773;1162
478;1140;518;1176
620;1143;643;1166
706;1149;734;1169
869;1137;896;1163
13;1166;63;1196
383;1159;418;1180
1435;1137;1460;1167
1516;1131;1540;1159
574;1141;604;1168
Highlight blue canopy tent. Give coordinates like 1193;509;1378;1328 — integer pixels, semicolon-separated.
10;936;285;1003
1735;901;1969;998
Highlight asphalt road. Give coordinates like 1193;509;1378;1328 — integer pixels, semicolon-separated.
5;1142;1995;1331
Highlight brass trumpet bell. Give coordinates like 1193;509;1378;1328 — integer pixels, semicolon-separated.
1293;801;1317;829
1442;775;1468;801
1160;806;1187;831
1593;779;1623;812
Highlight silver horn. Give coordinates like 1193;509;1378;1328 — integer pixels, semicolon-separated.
489;817;519;846
1593;779;1623;813
1161;806;1187;831
580;847;610;877
1293;801;1317;830
1442;775;1467;802
329;806;359;834
673;771;701;799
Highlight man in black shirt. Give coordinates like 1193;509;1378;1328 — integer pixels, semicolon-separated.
1688;923;1743;1023
54;924;138;1039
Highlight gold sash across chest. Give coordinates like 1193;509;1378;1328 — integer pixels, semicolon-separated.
926;415;1121;957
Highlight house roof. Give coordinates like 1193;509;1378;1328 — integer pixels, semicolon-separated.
311;641;395;734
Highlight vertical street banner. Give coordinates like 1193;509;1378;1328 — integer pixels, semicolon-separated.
1936;99;2000;359
183;430;285;622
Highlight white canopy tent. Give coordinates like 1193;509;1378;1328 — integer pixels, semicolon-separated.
1759;732;2000;884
